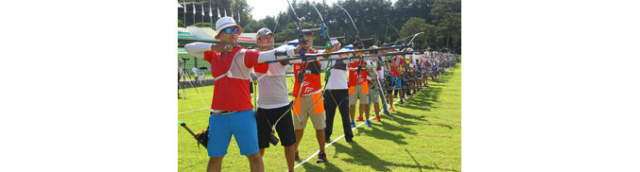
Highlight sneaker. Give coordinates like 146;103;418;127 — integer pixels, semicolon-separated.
375;115;381;122
399;100;404;104
350;121;356;128
316;151;328;163
295;151;300;161
365;120;372;127
390;106;395;111
356;115;364;121
325;138;331;143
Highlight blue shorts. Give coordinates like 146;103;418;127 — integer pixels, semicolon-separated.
391;77;402;89
207;110;259;157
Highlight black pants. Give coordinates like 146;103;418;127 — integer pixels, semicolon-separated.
255;104;297;148
324;89;353;142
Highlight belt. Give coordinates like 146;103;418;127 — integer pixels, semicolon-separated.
210;109;237;115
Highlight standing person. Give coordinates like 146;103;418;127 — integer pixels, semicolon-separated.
367;46;384;122
348;42;372;127
387;52;403;106
429;53;437;82
395;54;407;103
184;17;304;172
422;53;430;87
379;45;396;112
291;29;329;163
404;55;414;97
323;39;354;143
252;28;298;172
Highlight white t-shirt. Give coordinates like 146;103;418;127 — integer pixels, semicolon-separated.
255;63;291;109
325;58;348;90
377;66;384;80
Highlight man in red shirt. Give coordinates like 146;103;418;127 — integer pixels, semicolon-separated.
291;30;329;163
387;51;404;109
348;53;372;127
184;17;305;172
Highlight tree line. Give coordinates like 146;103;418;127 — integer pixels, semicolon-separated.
179;0;461;54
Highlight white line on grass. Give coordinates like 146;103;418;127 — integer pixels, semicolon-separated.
292;98;403;170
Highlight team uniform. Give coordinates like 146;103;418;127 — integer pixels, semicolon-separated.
253;62;297;149
203;46;262;157
390;56;403;91
184;39;296;157
323;59;354;142
291;51;326;130
348;60;370;105
368;61;382;104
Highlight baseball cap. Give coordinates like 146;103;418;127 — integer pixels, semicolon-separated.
256;28;273;39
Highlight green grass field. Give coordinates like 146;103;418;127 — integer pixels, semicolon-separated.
178;63;461;171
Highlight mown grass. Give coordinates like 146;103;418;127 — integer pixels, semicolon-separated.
178;63;461;171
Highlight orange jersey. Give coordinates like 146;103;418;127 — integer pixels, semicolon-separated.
292;60;323;96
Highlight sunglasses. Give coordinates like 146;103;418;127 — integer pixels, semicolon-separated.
224;28;239;34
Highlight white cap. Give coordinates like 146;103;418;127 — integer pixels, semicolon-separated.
215;17;243;39
330;39;340;46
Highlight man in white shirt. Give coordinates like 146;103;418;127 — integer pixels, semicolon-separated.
322;39;354;143
252;28;297;172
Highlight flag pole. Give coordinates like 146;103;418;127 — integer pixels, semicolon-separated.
182;0;186;28
192;3;196;27
201;4;204;27
209;1;213;28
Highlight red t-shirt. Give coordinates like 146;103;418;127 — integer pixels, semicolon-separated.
204;46;259;111
292;60;322;96
348;61;368;86
389;56;402;77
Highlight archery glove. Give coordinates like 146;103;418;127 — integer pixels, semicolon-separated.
195;129;209;148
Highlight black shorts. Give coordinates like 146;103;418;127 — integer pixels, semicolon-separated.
255;104;297;149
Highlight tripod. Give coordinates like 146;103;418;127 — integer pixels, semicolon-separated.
179;57;197;99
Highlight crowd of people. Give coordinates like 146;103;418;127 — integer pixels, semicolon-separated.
183;17;458;172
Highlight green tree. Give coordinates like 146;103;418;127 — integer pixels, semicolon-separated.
400;17;428;48
430;0;461;52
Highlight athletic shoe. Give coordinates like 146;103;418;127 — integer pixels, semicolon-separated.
295;151;300;161
375;115;381;122
325;138;331;143
365;120;372;127
316;151;328;163
390;106;395;111
356;115;364;121
399;100;404;104
350;121;356;128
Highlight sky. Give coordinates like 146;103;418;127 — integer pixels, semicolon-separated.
246;0;398;21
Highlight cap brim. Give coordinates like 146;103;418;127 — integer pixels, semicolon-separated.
257;32;273;39
215;24;243;39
